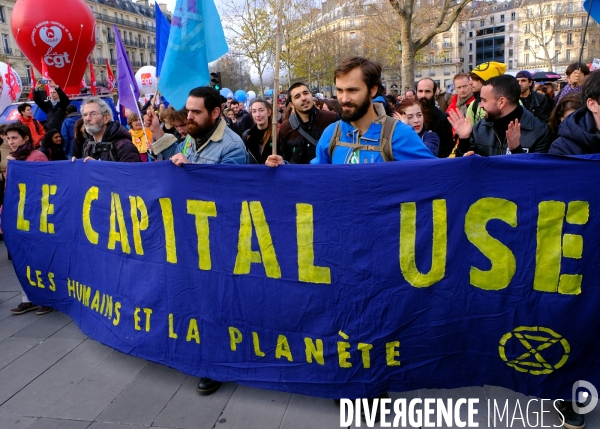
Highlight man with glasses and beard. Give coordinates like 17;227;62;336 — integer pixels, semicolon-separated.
448;75;552;156
145;86;247;166
265;56;434;166
76;97;140;162
416;78;454;158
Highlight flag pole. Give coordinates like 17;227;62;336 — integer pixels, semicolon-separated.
271;0;283;156
130;83;152;160
579;0;594;69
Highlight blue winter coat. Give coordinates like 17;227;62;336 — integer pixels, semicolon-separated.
549;108;600;155
61;112;81;158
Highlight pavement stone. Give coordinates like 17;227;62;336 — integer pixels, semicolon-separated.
41;351;147;421
153;378;236;429
0;414;37;428
50;321;88;340
0;337;41;371
89;423;149;429
12;310;72;339
0;339;114;417
0;337;83;405
96;362;187;426
28;418;92;429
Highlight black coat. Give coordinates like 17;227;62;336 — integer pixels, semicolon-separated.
82;122;141;162
549;108;600;155
279;107;339;164
521;90;552;123
427;107;454;158
458;107;552;156
242;124;281;164
33;87;70;131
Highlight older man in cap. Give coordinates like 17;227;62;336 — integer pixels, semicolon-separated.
516;70;551;123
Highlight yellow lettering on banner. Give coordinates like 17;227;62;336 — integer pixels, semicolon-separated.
186;318;200;344
35;270;44;288
534;201;589;295
82;186;99;244
358;343;373;368
82;285;91;307
252;332;265;357
464;198;517;290
337;341;352;368
168;314;178;339
108;193;131;254
304;338;325;365
40;184;57;234
104;295;113;319
27;266;36;286
386;341;401;366
159;198;178;263
296;203;331;284
67;278;75;296
134;307;142;331
234;201;281;278
48;272;56;291
91;290;100;311
100;294;106;315
275;334;293;361
187;200;217;270
229;326;243;351
400;200;447;287
143;308;152;332
129;196;149;255
17;183;30;231
113;302;121;326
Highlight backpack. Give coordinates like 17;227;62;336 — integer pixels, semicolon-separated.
328;115;398;162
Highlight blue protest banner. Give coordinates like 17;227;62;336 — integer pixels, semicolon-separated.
3;156;599;400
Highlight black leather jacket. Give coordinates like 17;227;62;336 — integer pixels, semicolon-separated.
457;107;552;156
522;91;552;123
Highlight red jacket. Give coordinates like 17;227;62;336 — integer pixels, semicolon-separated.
18;116;46;148
446;94;475;116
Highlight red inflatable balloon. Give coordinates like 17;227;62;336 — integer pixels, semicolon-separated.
11;0;96;95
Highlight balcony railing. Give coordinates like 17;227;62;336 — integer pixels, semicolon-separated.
3;47;12;55
110;58;117;65
132;61;142;67
94;12;154;32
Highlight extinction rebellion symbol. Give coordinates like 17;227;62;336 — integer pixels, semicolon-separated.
499;326;570;375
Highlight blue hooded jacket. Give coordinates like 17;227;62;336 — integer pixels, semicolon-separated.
549;108;600;155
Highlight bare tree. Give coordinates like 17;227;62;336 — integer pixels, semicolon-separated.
387;0;473;89
223;0;276;96
519;0;565;71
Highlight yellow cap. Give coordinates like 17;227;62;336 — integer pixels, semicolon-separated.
471;62;507;82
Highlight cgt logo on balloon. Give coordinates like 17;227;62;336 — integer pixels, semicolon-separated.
31;21;73;68
141;73;153;87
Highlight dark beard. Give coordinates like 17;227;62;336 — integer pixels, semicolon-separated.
340;95;372;122
418;96;436;112
187;117;215;139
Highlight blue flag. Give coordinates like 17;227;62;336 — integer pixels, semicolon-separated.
584;0;600;24
158;0;228;109
113;25;140;113
155;2;170;77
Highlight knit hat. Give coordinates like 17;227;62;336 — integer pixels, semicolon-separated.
516;70;533;80
471;62;507;82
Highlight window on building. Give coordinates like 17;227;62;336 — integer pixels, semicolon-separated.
527;8;532;17
480;19;485;26
545;20;550;30
554;50;560;63
350;19;355;27
490;16;495;23
501;14;505;23
568;17;574;28
1;34;11;53
567;3;573;12
470;21;475;28
525;24;530;33
0;6;5;22
566;49;571;60
567;32;573;44
525;54;530;65
429;53;435;63
509;48;513;57
511;11;516;20
524;39;529;48
469;31;473;38
25;66;31;83
350;32;356;40
141;53;144;64
509;60;513;68
509;36;513;45
469;54;473;62
110;48;114;60
556;4;562;13
469;42;472;51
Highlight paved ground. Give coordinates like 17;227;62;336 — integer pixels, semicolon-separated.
0;241;597;429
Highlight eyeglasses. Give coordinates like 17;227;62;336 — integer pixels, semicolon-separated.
82;111;103;118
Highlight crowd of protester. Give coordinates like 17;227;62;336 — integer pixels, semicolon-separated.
0;56;596;429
